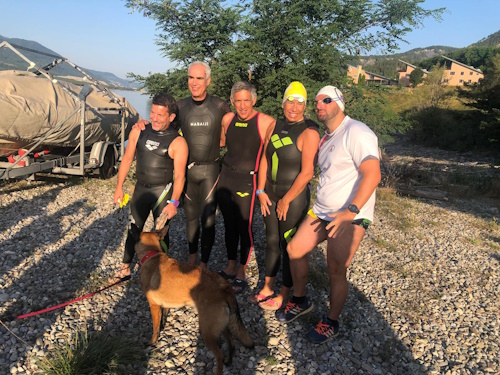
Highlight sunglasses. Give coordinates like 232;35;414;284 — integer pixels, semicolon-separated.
314;97;334;105
285;96;305;103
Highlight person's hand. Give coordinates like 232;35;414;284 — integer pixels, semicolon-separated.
276;197;290;221
258;192;272;217
161;202;178;222
325;210;356;238
113;187;124;206
132;119;149;131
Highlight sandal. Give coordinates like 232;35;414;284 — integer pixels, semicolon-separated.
231;279;248;294
108;266;131;284
218;270;236;280
247;293;273;305
259;297;282;311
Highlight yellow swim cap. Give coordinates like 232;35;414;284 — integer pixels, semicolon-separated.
283;81;307;103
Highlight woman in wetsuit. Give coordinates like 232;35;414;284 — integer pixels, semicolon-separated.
250;81;320;310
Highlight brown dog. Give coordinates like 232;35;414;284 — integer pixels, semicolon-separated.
131;223;254;375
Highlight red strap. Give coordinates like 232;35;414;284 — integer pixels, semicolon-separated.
138;251;159;268
15;275;130;320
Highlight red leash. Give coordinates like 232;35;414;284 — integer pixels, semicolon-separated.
14;275;131;320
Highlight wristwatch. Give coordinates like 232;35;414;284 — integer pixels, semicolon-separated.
347;204;360;214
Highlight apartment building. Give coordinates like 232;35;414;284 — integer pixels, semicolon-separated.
398;59;429;87
441;56;484;85
347;65;398;86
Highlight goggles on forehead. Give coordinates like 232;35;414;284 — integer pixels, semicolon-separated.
285;96;305;103
315;97;334;105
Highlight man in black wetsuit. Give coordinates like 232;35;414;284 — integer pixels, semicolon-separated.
177;61;230;268
111;93;188;281
217;81;275;293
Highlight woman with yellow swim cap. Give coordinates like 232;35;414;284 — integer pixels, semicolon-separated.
249;81;320;312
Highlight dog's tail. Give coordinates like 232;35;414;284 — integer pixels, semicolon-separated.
226;292;254;348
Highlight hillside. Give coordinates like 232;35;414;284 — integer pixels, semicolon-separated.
348;46;458;79
0;35;139;89
354;29;500;79
471;30;500;48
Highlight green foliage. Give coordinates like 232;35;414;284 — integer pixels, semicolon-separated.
125;0;444;121
358;74;366;85
37;331;143;375
459;54;500;146
409;68;424;86
418;65;449;108
401;54;499;151
347;85;407;145
469;30;500;48
127;0;240;64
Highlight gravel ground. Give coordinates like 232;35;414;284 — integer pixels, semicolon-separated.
0;143;499;375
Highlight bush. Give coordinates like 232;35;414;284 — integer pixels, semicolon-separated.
347;86;409;145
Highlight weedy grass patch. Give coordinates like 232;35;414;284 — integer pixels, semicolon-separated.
37;330;143;375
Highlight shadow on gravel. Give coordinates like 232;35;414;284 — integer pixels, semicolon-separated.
0;208;129;373
276;247;428;375
0;195;82;280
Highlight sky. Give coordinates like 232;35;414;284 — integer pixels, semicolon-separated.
1;0;499;80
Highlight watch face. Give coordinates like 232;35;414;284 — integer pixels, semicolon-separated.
349;204;359;214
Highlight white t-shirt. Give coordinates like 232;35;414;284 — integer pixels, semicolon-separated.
313;116;379;221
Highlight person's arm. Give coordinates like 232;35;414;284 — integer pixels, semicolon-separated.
257;121;275;216
325;158;381;237
113;128;140;205
162;136;189;219
276;128;320;221
220;112;234;147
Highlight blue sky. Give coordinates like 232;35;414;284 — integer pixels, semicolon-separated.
1;0;499;79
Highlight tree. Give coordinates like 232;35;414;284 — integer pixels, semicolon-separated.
126;0;444;118
409;68;424;87
460;53;500;146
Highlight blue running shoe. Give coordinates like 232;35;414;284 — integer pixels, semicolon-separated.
275;298;313;323
306;316;339;343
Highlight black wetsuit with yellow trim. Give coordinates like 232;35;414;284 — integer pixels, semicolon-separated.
123;125;179;264
177;95;230;263
263;118;319;287
217;112;264;266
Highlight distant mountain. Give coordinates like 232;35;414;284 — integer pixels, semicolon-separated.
470;30;500;48
0;35;140;89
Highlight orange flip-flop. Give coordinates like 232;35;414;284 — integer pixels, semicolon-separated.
259;297;282;311
247;293;273;305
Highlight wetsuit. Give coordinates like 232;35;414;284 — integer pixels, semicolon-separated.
264;118;319;287
177;95;230;263
123;125;179;264
217;113;264;267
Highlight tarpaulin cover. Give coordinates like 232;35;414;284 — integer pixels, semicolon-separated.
0;70;141;151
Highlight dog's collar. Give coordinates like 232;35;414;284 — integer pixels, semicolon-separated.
138;251;160;268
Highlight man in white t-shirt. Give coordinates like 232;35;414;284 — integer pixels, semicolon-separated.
276;86;381;344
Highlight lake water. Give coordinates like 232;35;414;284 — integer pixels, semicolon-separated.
112;89;151;120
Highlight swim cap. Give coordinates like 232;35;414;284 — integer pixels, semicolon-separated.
316;86;345;112
283;81;307;104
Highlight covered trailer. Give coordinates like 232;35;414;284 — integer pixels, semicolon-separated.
0;41;141;180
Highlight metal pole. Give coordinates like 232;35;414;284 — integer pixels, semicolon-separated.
121;98;126;159
80;100;85;175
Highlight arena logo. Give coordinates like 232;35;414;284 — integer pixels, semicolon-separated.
145;140;160;151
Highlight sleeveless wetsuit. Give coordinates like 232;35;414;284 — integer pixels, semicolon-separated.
217;113;264;266
123;125;179;264
177;95;230;263
264;118;319;287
